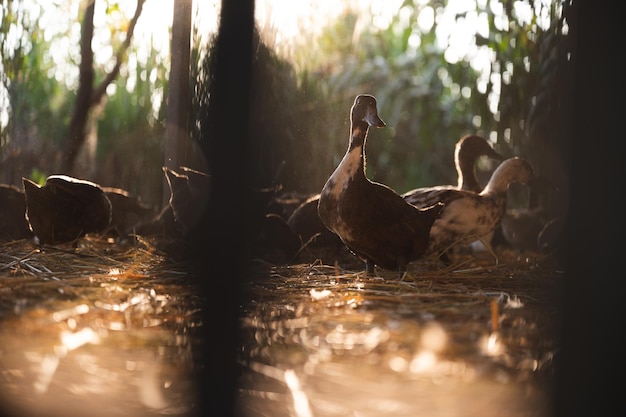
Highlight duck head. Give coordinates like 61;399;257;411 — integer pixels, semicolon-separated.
455;135;503;166
351;94;386;128
455;135;504;192
481;157;535;195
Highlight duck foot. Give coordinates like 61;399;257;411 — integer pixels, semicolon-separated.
439;251;452;265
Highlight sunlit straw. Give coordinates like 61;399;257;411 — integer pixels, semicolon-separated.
284;369;313;417
60;327;100;351
52;303;90;322
33;354;60;394
310;288;332;300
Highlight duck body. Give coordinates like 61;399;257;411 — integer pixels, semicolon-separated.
22;175;112;245
102;187;155;237
163;166;210;235
287;193;343;248
0;184;32;241
318;94;444;275
422;157;535;261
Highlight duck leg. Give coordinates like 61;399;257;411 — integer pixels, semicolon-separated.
439;251;452;265
365;259;376;275
397;257;408;280
478;237;499;266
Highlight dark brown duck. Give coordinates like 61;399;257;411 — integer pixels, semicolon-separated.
102;187;155;238
287;192;343;248
22;175;112;245
318;94;444;277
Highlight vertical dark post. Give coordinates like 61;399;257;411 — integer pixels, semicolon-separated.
557;2;621;417
163;0;192;207
193;0;255;416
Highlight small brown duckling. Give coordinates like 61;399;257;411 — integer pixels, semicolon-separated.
318;94;444;277
22;175;112;245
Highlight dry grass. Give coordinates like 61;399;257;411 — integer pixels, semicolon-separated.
0;237;563;416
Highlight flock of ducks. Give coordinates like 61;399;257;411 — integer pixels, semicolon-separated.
0;167;203;246
0;93;561;275
314;94;557;276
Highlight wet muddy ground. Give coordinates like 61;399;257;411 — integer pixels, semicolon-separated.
0;238;563;417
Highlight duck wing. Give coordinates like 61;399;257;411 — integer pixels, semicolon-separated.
337;180;443;270
427;191;505;257
404;187;467;209
403;185;459;207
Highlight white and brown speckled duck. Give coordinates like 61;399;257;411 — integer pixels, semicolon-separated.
403;134;504;256
416;157;535;264
402;134;504;205
318;94;444;277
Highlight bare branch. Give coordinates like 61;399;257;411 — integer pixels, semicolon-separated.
90;0;146;106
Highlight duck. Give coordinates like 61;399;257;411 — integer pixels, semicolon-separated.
403;135;504;256
288;135;502;252
497;176;565;254
253;213;301;264
414;157;535;264
0;183;32;241
22;175;112;245
163;166;210;236
286;192;343;248
402;134;504;205
317;94;444;277
101;187;155;238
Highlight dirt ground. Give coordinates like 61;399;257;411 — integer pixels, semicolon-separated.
0;237;563;417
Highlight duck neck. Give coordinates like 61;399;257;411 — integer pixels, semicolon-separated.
346;121;369;178
480;170;509;196
457;157;480;191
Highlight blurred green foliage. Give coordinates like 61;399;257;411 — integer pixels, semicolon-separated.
2;0;569;210
202;0;569;197
1;0;167;206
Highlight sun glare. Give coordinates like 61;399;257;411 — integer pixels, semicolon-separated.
2;0;554;132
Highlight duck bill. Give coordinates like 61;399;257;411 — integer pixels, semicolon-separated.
365;110;386;128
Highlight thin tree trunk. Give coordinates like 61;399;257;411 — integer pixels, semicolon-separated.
62;0;146;175
62;0;95;174
163;0;192;207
